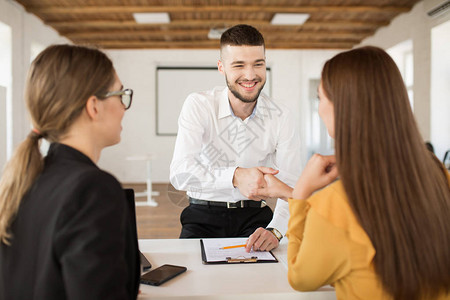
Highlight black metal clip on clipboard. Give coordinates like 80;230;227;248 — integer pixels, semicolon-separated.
200;239;278;264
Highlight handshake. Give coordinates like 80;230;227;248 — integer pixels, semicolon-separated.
232;154;339;201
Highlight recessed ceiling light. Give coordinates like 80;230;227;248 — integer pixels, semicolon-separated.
208;28;228;39
133;12;170;24
270;13;310;25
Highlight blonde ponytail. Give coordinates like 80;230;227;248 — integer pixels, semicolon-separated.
0;132;44;244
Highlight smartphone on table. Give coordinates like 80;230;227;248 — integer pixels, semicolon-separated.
140;264;187;286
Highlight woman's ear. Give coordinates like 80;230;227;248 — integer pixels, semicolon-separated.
85;96;100;120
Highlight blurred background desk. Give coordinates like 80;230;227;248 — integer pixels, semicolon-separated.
126;155;159;207
138;239;336;300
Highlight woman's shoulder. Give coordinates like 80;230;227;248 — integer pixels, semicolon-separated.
43;158;124;207
306;180;351;227
72;167;123;196
55;160;119;186
44;144;121;188
307;180;348;214
54;167;126;222
307;180;373;248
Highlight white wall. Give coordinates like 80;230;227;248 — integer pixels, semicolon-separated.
100;49;338;183
0;0;68;158
359;0;450;146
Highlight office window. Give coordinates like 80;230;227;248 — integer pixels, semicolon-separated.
387;40;414;109
0;21;12;162
431;20;450;163
307;79;334;158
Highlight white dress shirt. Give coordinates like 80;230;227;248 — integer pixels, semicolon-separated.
170;86;302;235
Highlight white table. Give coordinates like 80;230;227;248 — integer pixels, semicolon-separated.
138;239;336;300
126;155;160;207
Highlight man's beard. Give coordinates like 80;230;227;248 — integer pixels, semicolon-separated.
226;75;265;103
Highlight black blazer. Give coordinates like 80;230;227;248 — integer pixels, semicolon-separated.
0;143;140;300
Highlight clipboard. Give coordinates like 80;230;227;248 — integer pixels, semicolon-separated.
200;238;278;264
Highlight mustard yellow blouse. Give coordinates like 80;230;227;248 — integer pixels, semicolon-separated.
286;177;450;300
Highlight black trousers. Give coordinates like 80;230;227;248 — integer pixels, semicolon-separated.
179;203;273;238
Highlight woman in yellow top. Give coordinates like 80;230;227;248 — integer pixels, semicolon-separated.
256;46;450;300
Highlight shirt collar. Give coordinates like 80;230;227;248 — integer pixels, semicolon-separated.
218;88;231;119
218;87;264;121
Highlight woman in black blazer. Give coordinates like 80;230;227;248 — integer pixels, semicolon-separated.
0;45;140;299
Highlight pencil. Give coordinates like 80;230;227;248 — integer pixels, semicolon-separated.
220;244;247;250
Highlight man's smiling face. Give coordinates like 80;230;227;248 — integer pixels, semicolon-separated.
218;45;266;103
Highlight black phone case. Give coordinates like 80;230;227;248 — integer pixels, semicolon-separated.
140;264;187;286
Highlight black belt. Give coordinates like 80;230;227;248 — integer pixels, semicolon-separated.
189;197;267;209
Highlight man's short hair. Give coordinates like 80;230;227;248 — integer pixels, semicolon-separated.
220;24;265;49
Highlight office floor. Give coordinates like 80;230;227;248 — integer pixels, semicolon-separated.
124;183;277;239
123;183;185;239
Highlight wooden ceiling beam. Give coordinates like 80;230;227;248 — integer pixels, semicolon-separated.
67;29;209;39
28;5;410;15
65;29;370;41
49;19;388;30
77;40;220;48
90;42;354;50
266;42;354;49
72;36;362;45
84;40;354;50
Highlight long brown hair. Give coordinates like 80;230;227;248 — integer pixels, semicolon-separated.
322;46;450;300
0;44;115;245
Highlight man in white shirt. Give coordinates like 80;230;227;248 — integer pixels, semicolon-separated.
170;24;302;251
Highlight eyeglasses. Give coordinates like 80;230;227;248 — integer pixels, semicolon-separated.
100;89;133;110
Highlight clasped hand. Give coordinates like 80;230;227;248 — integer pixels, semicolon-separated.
232;166;279;201
251;154;339;201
